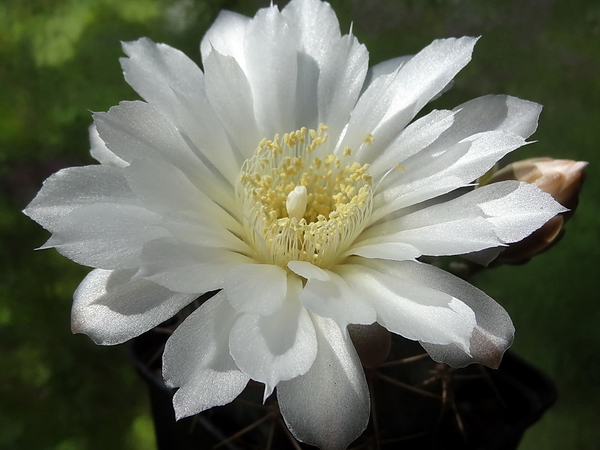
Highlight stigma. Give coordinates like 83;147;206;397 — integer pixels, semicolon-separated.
236;125;373;269
286;185;308;221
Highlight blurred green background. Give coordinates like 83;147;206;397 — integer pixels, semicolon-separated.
1;0;598;448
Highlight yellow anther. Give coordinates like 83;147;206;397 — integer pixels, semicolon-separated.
236;124;372;268
365;134;374;146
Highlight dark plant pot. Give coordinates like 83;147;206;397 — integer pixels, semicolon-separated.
131;328;556;450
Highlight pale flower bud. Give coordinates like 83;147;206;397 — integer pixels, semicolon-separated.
485;157;587;264
487;158;587;212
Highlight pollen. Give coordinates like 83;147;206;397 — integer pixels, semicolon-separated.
236;125;373;268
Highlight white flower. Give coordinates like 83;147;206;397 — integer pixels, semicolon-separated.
24;0;566;448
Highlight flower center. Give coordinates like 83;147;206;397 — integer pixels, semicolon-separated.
236;125;373;269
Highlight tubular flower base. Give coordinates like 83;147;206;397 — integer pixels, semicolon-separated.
24;0;566;448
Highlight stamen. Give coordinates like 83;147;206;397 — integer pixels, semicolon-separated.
236;125;373;269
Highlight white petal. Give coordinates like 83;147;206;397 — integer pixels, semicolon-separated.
93;101;196;168
336;67;397;155
23;165;135;230
357;217;501;257
203;49;261;160
368;109;455;178
200;10;250;68
243;6;298;135
222;263;288;315
293;50;320;132
417;95;541;163
461;246;505;266
277;314;369;450
121;37;242;183
372;130;528;222
362;55;412;90
40;203;166;270
375;260;514;368
299;270;376;329
163;292;249;419
89;125;127;167
282;0;341;56
229;276;317;398
24;165;165;270
381;36;477;121
338;260;476;350
72;269;196;345
442;94;542;144
282;0;368;143
371;94;542;210
160;211;251;254
340;37;478;161
360;185;508;254
120;37;204;122
287;260;330;281
478;180;568;243
94;101;234;207
122;158;242;234
389;130;523;195
345;241;421;261
323;34;369;146
138;237;253;293
366;180;565;256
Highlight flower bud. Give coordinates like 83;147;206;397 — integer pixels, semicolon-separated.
485;158;587;264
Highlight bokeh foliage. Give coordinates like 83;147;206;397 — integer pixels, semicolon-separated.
1;0;599;449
